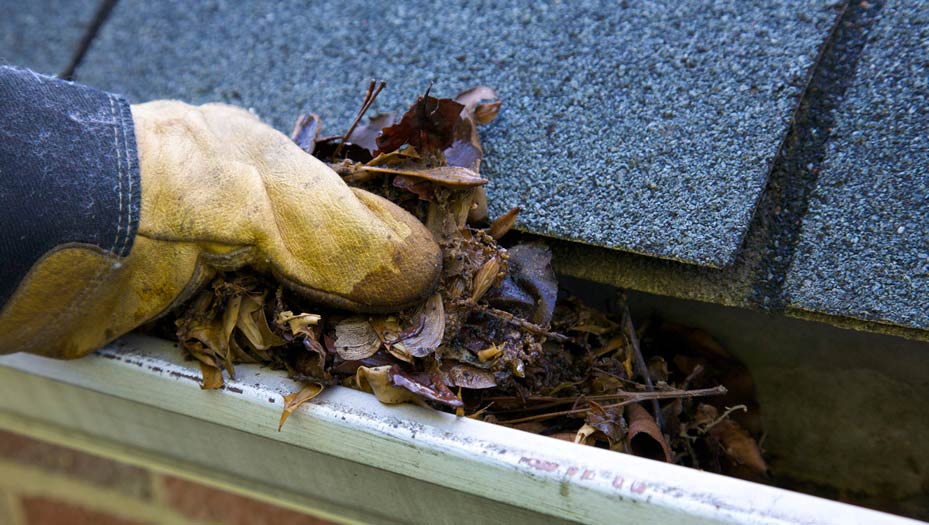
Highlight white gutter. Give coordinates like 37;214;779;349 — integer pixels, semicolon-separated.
0;334;921;525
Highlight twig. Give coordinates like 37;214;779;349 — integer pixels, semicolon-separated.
333;79;386;160
488;386;727;414
701;404;748;434
619;292;664;432
496;386;727;425
472;304;571;342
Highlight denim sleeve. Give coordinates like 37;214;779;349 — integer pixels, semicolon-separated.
0;65;141;309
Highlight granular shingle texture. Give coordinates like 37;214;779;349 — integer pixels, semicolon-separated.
77;0;839;267
786;2;929;330
0;0;99;75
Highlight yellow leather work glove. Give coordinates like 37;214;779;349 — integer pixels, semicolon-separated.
0;101;441;359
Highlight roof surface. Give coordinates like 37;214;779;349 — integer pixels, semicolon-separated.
2;0;926;340
74;0;838;267
784;1;929;331
0;0;98;76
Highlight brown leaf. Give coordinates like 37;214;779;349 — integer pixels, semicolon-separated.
355;365;420;405
334;317;381;360
346;113;395;155
485;243;558;326
392;175;435;202
278;382;325;431
391;294;445;358
275;311;321;336
625;403;672;462
586;403;626;448
236;294;285;351
454;86;499;115
709;419;767;479
363;165;487;187
389;367;463;407
199;362;225;390
471;256;500;302
290;113;321;154
477;343;503;362
474;101;502;125
488;206;520;240
441;362;497;389
376;93;464;154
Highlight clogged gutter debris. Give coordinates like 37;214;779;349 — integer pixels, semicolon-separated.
164;83;768;482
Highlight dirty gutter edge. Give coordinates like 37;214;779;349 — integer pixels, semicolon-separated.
0;334;920;525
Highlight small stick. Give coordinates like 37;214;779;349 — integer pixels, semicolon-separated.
488;386;727;414
620;292;664;432
472;304;570;342
333;79;386;160
497;386;726;425
701;404;748;434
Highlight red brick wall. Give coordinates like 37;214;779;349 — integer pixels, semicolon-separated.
0;430;334;525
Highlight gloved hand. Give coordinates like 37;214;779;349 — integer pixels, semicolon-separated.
0;101;441;359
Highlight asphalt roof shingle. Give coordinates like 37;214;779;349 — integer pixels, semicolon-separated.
76;0;839;268
0;0;98;76
785;1;929;331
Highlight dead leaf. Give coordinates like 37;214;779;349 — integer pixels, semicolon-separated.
389;367;463;407
474;101;502;125
574;423;598;446
391;293;444;358
236;294;285;351
355;365;420;405
199;361;225;390
376;92;464;154
454;86;498;114
625;403;672;462
362;165;487;187
488;206;520;240
477;343;503;362
471;256;500;302
290;113;321;154
442;362;497;389
346;113;395;155
275;311;321;335
485;243;558;326
278;382;325;431
334;317;381;360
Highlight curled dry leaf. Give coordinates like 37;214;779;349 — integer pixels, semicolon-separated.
236;294;285;351
199;362;225;390
290;113;321;154
486;243;558;326
471;256;501;302
392;293;445;358
474;101;502;125
362;165;487;187
442;362;497;389
389;367;463;407
346;113;395;155
488;206;520;240
477;343;503;362
334;317;381;360
355;365;420;405
454;86;499;115
709;419;768;478
586;404;627;450
275;311;321;335
376;93;464;154
575;423;599;446
278;382;325;431
625;403;672;462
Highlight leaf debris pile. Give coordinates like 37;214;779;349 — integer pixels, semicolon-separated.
166;83;768;482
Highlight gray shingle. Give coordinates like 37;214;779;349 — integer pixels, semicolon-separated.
77;0;839;267
785;2;929;330
0;0;100;75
